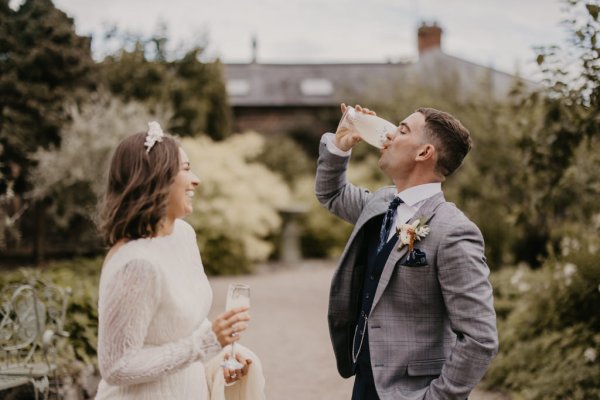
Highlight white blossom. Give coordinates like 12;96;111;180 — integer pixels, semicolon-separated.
563;263;576;278
398;224;413;246
183;133;292;264
583;348;597;363
416;225;430;238
510;269;524;286
517;282;531;293
395;218;430;250
563;263;577;278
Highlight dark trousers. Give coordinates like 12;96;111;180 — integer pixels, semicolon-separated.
352;365;380;400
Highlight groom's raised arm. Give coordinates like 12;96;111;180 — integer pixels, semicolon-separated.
315;132;371;225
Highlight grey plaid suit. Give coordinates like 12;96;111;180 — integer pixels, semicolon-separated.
315;137;498;400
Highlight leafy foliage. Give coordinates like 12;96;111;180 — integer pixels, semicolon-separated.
254;135;313;186
0;257;102;380
510;0;600;264
0;0;96;252
100;42;230;140
29;93;170;253
484;230;600;399
183;133;292;274
0;0;96;191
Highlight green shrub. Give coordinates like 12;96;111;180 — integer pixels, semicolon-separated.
485;231;600;399
255;135;313;186
0;258;102;379
294;175;353;259
293;148;390;259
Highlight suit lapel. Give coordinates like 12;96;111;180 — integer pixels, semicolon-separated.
370;192;446;312
344;188;396;249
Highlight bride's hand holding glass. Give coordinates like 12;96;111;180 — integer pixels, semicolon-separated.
222;352;252;385
211;306;250;347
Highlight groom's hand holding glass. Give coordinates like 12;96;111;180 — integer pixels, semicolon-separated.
334;103;377;151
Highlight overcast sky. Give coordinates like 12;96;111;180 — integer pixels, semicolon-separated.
19;0;572;81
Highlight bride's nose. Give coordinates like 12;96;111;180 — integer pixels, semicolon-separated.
191;173;200;187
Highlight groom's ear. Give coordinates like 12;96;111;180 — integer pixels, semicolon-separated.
415;144;435;162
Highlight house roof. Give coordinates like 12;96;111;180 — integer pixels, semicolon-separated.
223;49;536;107
223;62;410;107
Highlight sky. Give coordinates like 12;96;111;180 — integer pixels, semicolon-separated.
13;0;573;81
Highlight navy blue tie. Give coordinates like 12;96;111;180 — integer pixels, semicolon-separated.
377;197;403;253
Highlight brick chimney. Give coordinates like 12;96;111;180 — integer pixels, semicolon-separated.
418;23;442;56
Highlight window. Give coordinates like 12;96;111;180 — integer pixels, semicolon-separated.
226;79;250;96
300;79;333;96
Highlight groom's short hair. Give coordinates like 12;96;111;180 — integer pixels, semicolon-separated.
416;107;472;177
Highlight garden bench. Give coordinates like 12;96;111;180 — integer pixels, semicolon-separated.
0;277;71;399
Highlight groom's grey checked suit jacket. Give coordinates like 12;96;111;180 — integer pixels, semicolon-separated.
315;137;498;400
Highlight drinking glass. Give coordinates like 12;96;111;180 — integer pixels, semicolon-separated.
336;106;397;149
222;283;250;370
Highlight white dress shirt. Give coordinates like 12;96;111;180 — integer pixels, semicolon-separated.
390;183;441;240
322;132;442;240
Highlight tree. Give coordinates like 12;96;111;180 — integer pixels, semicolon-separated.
99;31;230;140
0;0;96;259
512;0;600;265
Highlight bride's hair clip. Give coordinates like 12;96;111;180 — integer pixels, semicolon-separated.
144;121;164;153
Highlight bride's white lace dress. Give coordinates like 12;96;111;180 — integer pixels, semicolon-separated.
95;219;221;399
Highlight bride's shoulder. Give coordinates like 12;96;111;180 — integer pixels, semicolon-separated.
175;218;194;232
104;240;127;265
175;218;197;240
102;239;152;270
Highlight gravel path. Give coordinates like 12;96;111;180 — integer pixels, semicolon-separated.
208;261;508;400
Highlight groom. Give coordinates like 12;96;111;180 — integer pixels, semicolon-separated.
315;104;498;400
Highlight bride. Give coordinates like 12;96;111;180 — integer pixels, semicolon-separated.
95;122;251;399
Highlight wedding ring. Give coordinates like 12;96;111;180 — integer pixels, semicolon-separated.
230;374;237;379
231;331;238;337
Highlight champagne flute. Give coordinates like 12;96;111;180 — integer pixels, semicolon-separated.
222;283;250;370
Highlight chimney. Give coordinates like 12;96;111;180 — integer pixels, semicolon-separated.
417;22;442;57
251;35;258;63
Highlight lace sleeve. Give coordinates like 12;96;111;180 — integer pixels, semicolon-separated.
97;258;221;386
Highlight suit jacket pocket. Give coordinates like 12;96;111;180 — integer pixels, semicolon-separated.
407;358;445;376
400;263;429;268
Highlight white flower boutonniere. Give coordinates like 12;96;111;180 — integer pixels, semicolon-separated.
396;216;430;251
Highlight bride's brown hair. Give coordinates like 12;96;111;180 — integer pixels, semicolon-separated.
97;132;180;246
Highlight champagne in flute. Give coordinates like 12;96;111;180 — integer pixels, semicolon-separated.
337;106;397;149
222;284;250;371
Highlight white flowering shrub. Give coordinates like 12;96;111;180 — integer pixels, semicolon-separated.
30;94;170;250
485;229;600;399
33;94;168;200
182;133;292;274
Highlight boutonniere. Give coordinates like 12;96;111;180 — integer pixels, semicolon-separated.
396;216;430;252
